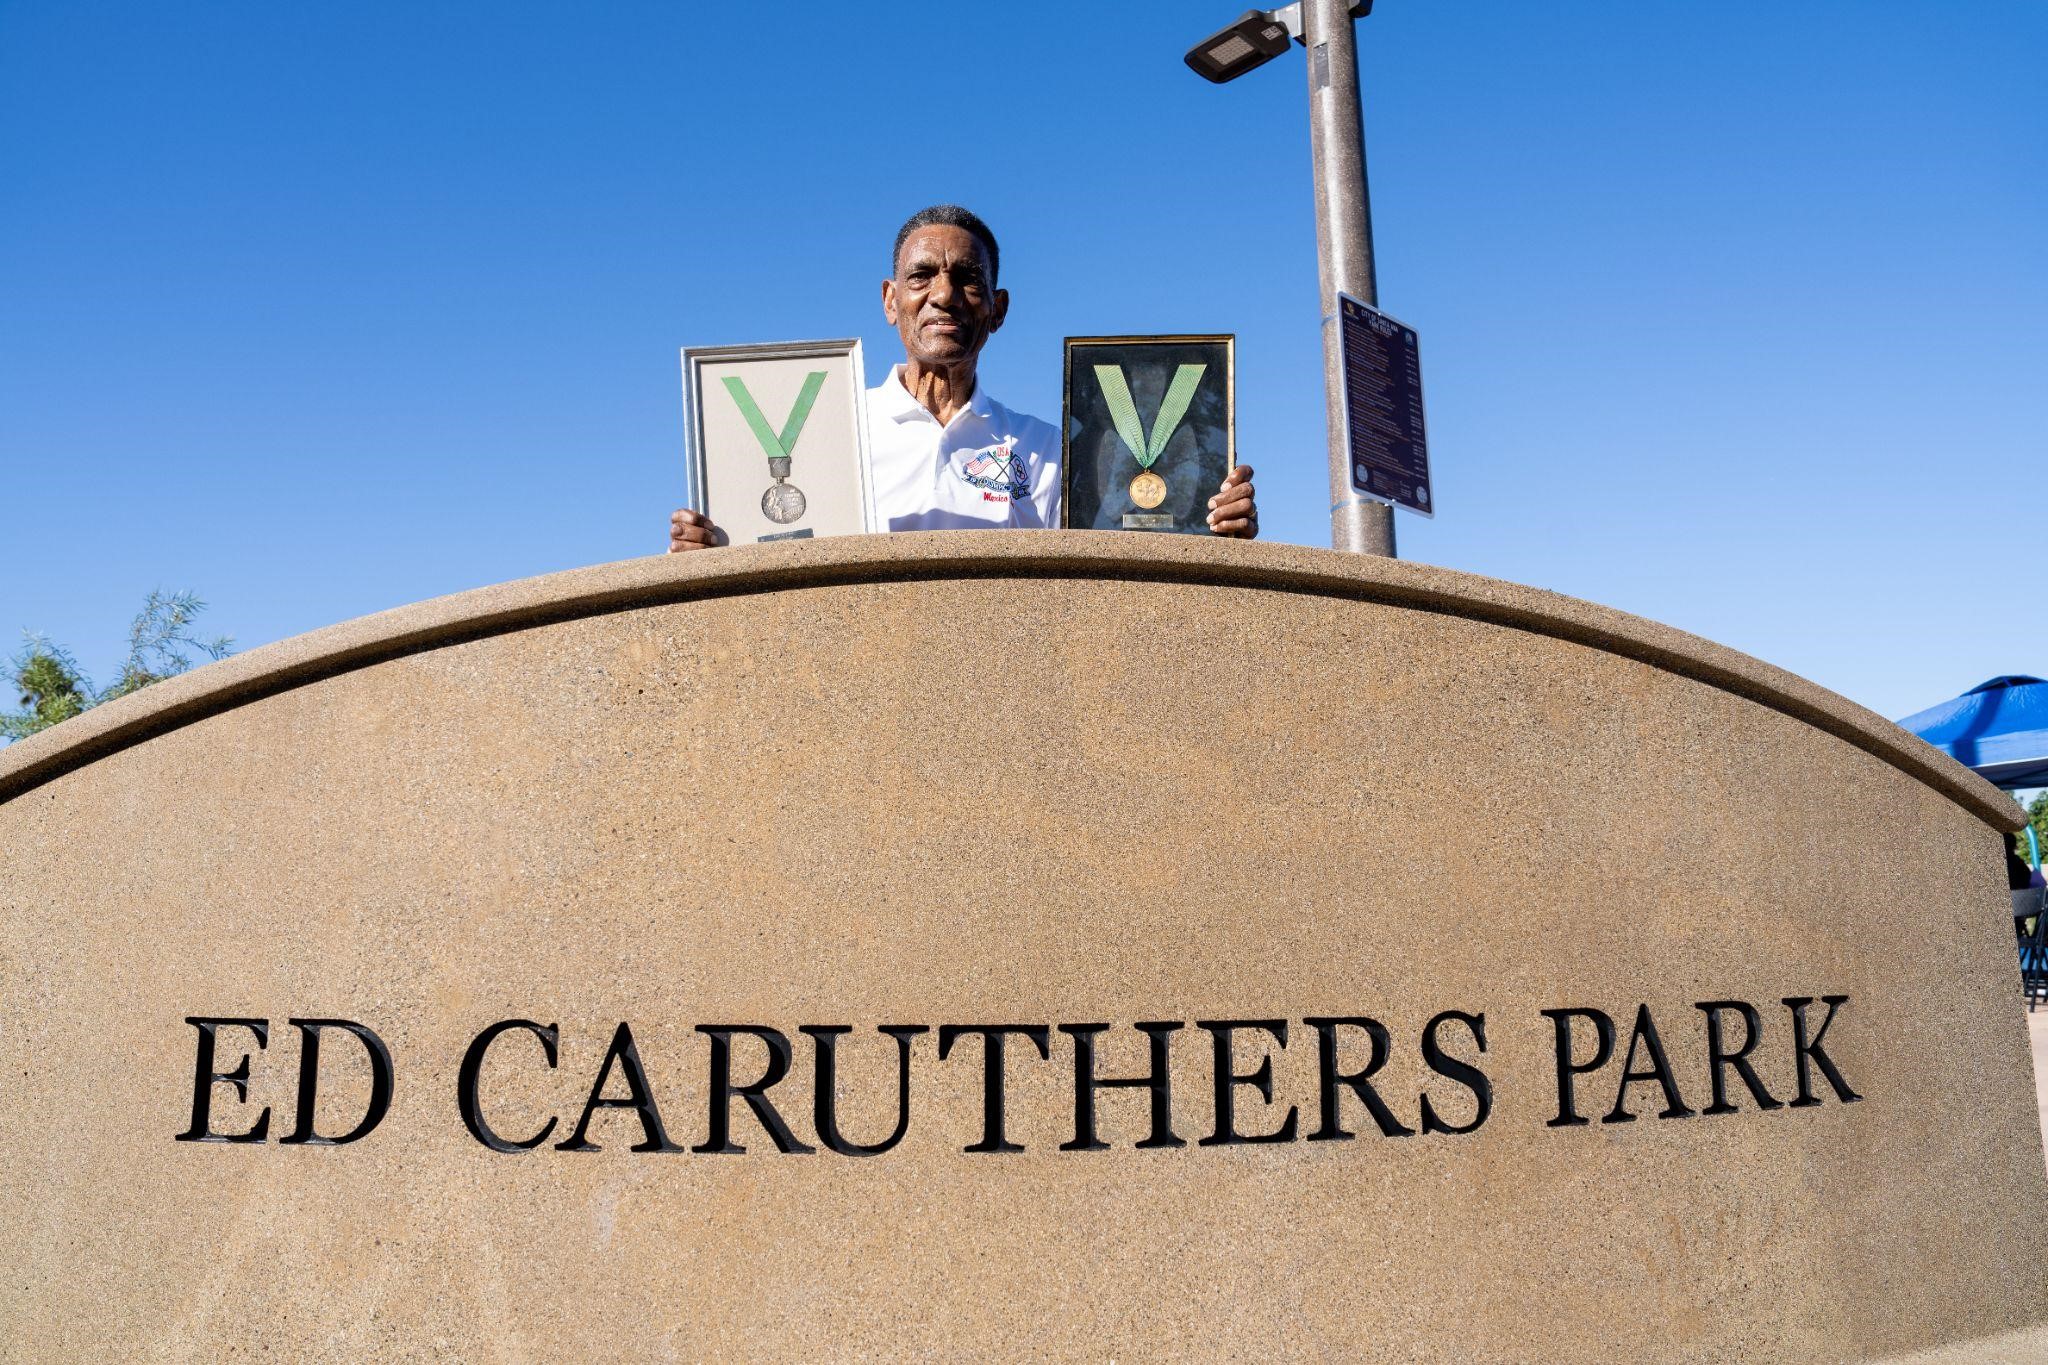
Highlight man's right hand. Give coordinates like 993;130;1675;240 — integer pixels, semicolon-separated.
668;508;722;553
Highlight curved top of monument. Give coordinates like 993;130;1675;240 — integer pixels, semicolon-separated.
0;531;2016;828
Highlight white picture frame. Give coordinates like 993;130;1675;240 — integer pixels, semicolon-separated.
681;338;876;543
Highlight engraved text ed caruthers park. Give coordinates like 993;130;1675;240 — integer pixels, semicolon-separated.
176;995;1861;1154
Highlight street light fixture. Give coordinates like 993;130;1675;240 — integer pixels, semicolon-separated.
1184;0;1395;559
1183;11;1294;84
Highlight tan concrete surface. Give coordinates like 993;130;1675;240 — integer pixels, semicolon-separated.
1881;1321;2048;1363
0;531;2019;827
1;533;2042;1361
1892;1009;2048;1363
2033;1009;2048;1171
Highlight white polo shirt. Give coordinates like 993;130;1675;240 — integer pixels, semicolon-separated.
866;365;1062;532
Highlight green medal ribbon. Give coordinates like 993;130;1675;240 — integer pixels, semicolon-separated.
723;371;828;467
1095;364;1206;470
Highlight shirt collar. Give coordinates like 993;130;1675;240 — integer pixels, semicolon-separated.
878;364;998;425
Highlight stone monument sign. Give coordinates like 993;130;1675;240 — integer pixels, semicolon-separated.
1;533;2042;1359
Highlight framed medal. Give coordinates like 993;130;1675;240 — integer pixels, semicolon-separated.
1062;334;1234;534
681;338;877;544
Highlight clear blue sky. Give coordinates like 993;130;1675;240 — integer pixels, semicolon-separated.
2;0;2042;728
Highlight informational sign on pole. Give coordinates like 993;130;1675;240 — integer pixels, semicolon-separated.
1337;292;1432;517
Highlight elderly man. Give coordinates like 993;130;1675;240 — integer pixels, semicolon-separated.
669;204;1257;549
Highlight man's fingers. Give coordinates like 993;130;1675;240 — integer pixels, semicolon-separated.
1209;468;1255;508
1208;485;1255;515
1207;461;1258;537
667;508;721;552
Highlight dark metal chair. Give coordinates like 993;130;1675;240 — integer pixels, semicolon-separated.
2016;888;2048;1011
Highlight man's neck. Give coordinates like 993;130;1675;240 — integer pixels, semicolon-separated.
900;360;977;426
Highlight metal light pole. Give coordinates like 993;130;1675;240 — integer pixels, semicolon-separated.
1185;3;1397;558
1302;0;1394;557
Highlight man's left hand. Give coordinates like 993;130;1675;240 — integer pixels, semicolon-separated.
1206;463;1258;538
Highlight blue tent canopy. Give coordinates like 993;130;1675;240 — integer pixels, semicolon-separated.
1898;675;2048;790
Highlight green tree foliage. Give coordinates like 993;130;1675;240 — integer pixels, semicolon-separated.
1;636;92;741
98;589;234;702
3;591;232;742
2020;790;2048;869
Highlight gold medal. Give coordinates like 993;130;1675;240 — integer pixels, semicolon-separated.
1099;363;1204;523
1129;470;1168;509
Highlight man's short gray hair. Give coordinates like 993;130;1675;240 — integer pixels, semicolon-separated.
891;205;1000;285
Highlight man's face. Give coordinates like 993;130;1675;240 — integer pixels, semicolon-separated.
882;224;1008;369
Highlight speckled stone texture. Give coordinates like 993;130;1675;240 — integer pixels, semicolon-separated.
1;532;2041;1361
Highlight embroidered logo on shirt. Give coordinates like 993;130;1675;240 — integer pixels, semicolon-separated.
957;439;1030;501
